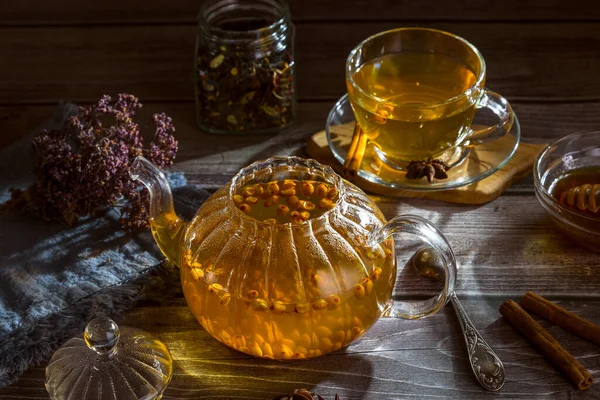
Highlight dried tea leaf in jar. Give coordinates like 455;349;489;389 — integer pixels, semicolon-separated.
195;0;295;134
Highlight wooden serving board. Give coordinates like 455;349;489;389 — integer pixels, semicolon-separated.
307;128;547;205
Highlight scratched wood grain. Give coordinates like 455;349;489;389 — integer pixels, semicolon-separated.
3;101;599;157
2;100;600;398
2;0;599;24
1;23;600;104
1;0;600;398
1;298;599;399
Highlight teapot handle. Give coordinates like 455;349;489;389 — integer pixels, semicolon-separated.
368;215;457;319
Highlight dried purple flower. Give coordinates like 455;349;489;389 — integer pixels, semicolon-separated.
0;94;178;231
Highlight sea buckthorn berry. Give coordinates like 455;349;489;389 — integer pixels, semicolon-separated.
352;316;363;329
233;194;244;204
234;335;247;348
370;267;383;282
290;210;300;219
249;342;263;357
251;299;268;312
264;195;279;207
302;182;315;196
263;218;278;224
295;301;311;314
351;326;363;339
262;342;273;357
278;344;293;359
360;277;374;295
312;299;328;310
287;195;299;209
282;338;295;350
247;289;259;299
243;187;256;197
280;188;296;197
353;283;365;298
374;109;389;124
299;200;315;211
320;337;333;352
209;283;223;294
277;205;290;216
271;301;287;314
239;203;251;213
267;182;280;195
385;248;393;258
219;292;231;306
190;267;204;280
253;333;265;345
326;294;341;309
245;196;258;204
310;273;322;286
326;187;338;199
333;330;346;343
300;211;310;221
316;183;328;197
220;330;232;343
316;325;333;337
254;185;264;196
319;198;334;210
281;180;296;189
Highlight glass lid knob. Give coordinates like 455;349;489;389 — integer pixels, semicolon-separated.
84;317;120;354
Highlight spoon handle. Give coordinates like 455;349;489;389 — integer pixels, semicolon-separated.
450;293;505;391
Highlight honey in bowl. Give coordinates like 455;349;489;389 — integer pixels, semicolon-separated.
550;166;600;217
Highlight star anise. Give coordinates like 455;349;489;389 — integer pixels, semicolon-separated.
405;159;451;183
273;389;340;400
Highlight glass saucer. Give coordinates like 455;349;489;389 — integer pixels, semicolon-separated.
326;94;521;191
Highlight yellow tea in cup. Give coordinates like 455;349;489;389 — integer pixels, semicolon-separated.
346;28;514;166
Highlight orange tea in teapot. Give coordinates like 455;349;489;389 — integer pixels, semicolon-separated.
181;178;394;359
131;156;457;360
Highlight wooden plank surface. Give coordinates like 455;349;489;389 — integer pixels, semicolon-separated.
2;23;600;104
2;100;599;158
1;297;598;399
2;0;600;398
2;0;600;25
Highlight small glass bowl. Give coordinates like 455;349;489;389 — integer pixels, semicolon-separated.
533;131;600;252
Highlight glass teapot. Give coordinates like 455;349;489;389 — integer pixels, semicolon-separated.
130;156;456;360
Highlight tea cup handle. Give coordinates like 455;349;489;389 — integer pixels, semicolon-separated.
368;215;457;319
463;89;515;146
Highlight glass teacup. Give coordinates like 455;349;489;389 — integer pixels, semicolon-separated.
346;27;514;167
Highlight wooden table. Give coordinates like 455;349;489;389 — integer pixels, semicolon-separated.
1;1;600;398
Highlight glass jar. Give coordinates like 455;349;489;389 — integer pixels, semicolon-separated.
195;0;295;134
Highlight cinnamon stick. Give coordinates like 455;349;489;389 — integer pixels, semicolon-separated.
342;123;367;180
500;299;593;390
520;291;600;346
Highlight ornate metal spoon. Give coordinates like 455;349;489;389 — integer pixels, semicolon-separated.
412;248;505;391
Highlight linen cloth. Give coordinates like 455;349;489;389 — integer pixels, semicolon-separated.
0;103;208;387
